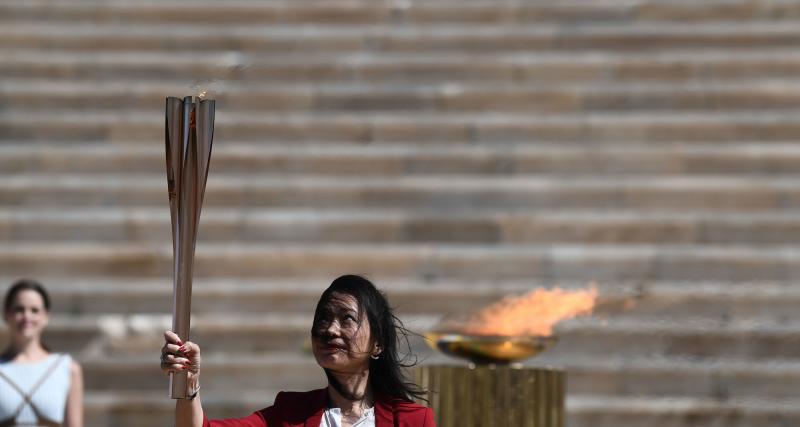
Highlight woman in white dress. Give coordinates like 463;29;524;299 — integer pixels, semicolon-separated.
0;279;83;427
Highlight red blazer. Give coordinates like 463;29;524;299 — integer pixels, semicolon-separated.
204;388;435;427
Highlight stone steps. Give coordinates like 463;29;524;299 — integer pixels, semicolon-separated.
4;207;800;245
3;0;799;424
7;22;800;53
1;174;798;212
567;394;800;427
0;241;799;281
5;50;800;84
26;313;800;362
2;143;800;175
85;354;327;393
3;0;800;25
5;80;800;113
26;277;540;316
562;356;800;400
84;392;265;427
17;277;799;323
0;278;792;347
72;352;800;400
5;110;800;143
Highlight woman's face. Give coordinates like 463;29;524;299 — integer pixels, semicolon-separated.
312;292;376;373
4;290;49;341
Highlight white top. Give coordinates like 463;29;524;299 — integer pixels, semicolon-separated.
320;407;375;427
0;353;72;426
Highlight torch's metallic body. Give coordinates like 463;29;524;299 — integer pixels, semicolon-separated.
165;96;214;399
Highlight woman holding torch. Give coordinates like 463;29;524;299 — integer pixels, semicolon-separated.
0;279;83;427
161;274;435;427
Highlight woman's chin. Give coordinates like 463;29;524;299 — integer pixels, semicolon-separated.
14;329;39;339
315;352;345;368
317;354;370;374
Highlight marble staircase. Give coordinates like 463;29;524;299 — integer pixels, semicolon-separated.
0;1;799;426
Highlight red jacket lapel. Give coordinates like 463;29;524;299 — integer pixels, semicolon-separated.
374;397;395;427
302;389;327;427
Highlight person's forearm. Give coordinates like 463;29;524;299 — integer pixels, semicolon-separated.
176;395;204;427
175;376;204;427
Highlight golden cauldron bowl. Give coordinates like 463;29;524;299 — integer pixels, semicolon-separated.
425;331;558;365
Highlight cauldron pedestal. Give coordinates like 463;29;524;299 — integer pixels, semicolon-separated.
415;364;565;427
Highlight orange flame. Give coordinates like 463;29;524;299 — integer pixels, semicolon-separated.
461;285;598;337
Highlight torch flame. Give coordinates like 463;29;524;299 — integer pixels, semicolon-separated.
460;285;598;337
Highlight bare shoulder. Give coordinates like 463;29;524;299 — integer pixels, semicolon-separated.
69;359;83;377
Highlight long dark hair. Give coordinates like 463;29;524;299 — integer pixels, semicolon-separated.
311;274;426;402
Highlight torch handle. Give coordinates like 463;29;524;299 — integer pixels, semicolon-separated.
169;267;192;398
170;220;199;398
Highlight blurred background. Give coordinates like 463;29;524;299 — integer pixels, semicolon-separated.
1;0;799;426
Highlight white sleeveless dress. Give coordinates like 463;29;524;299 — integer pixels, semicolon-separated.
0;354;72;427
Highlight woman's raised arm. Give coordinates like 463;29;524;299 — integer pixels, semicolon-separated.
162;330;204;427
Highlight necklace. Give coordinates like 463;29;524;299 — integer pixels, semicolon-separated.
324;407;374;427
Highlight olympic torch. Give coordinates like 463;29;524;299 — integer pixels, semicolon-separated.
165;96;214;399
